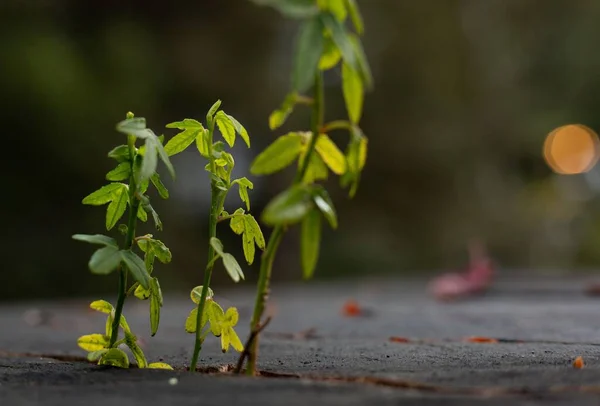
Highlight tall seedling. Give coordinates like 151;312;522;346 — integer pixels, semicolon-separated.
164;101;263;371
73;113;175;369
237;0;372;375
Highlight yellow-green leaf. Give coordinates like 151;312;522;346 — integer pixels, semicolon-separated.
301;209;321;279
242;230;255;265
245;215;265;249
134;284;151;300
87;349;108;361
89;246;122;275
342;62;364;124
320;0;347;21
312;186;338;229
227;113;250;148
222;253;244;283
77;334;109;352
195;129;211;158
150;277;162;336
106;162;131;181
319;36;342;70
344;0;364;34
315;134;346;175
137;205;148;222
82;183;122;206
190;286;214;304
148;362;173;370
269;92;297;130
215;111;236;147
250;133;303;175
228;327;244;352
262;185;313;226
90;300;113;314
98;348;129;368
230;214;245;235
359;135;367;169
105;184;128;230
301;152;329;184
124;331;147;368
164;128;200;156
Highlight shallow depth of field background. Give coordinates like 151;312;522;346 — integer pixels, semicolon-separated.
4;0;600;300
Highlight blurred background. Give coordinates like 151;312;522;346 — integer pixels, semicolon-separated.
4;0;600;301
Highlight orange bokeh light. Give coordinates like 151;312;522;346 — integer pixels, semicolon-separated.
543;124;600;175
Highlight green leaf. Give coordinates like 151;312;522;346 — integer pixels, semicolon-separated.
262;185;313;226
143;202;163;231
116;117;151;139
245;215;265;249
228;327;244;352
210;237;225;257
137;238;172;264
89;246;122;275
150;278;162;336
293;16;325;93
300;151;329;184
315;133;346;174
227;114;250;148
208;301;225;336
106;162;131;181
155;137;176;180
349;33;373;89
301;209;321;279
90;300;114;314
342;62;364;124
185;304;210;333
269;92;297;130
137;205;148;222
108;145;131;163
207;99;222;122
82;183;123;206
148;362;173;370
320;12;358;71
215;111;236;147
150;173;169;199
191;285;214;304
320;0;347;21
242;229;255;265
140;137;158;182
193;129;209;158
164;128;200;156
72;234;118;248
312;186;338;228
134;284;151;300
222;253;244;283
120;250;151;289
98;348;129;368
77;334;109;352
87;349;108;362
344;0;364;34
230;214;245;235
105;184;128;230
250;133;304;175
250;0;319;19
124;331;147;368
319;36;342;70
165;118;204;130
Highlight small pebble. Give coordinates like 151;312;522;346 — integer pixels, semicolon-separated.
573;356;585;369
168;377;179;385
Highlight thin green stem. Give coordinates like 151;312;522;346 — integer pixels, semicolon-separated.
109;133;140;348
189;119;228;372
243;72;324;375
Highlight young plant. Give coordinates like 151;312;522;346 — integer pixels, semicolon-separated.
163;100;263;371
237;0;372;375
73;113;175;369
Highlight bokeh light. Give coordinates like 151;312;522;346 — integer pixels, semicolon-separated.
543;124;600;175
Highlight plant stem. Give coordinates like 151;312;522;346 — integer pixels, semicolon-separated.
243;72;324;375
189;120;226;372
109;133;140;348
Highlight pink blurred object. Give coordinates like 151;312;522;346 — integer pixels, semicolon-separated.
428;240;495;301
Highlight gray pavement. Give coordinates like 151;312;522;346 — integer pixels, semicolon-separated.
2;274;600;405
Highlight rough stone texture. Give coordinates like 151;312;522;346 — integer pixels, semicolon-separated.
2;275;600;405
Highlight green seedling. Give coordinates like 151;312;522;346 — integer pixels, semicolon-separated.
237;0;372;375
164;101;263;371
73;113;175;369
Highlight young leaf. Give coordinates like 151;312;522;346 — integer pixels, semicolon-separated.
120;250;151;289
312;186;338;229
320;12;358;72
124;331;148;368
185;305;209;333
301;209;322;279
155;136;176;180
226;113;250;148
150;277;162;336
293;16;325;93
77;334;109;352
262;185;313;225
196;129;211;158
230;214;245;235
140;137;158;182
191;285;215;304
207;99;222;122
215;111;236;147
87;349;109;362
89;246;122;275
72;234;118;248
90;300;114;314
105;184;128;230
242;230;255;265
342;62;364;124
150;173;169;199
250;0;319;18
208;301;225;336
250;133;304;175
137;205;148;222
82;183;123;206
315;133;346;174
134;284;151;300
165;118;204;130
269;92;297;130
116;117;147;137
220;307;243;352
108;145;131;163
319;36;342;70
222;253;244;283
106;162;131;181
349;33;373;89
148;362;174;370
233;177;253;211
210;237;225;257
344;0;364;34
320;0;347;21
137;238;172;264
164;128;200;156
98;348;129;368
245;215;265;249
300;152;329;184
